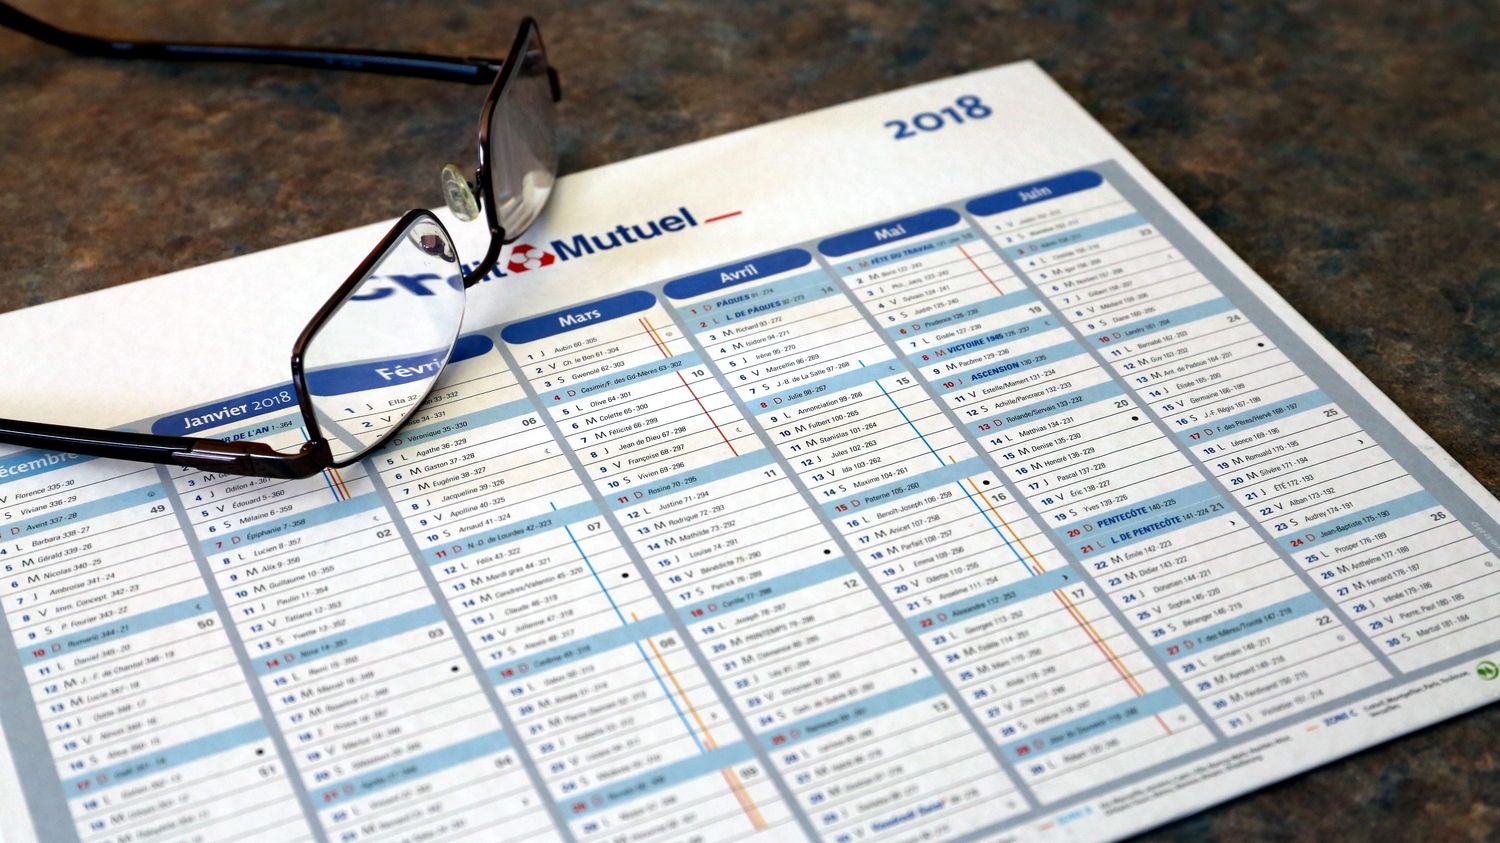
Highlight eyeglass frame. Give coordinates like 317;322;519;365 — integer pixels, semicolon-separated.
0;5;560;479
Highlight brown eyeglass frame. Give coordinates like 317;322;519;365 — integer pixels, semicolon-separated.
0;5;560;479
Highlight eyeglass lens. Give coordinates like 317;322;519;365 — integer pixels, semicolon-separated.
301;216;466;465
487;29;558;238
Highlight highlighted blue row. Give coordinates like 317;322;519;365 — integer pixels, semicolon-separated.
202;494;382;553
966;378;1124;436
967;170;1105;217
256;605;443;675
564;741;755;817
906;313;1057;364
1003;687;1179;759
662;249;813;300
1057;481;1224;556
829;228;980;276
386;394;537;449
824;456;987;518
678;557;854;622
541;351;700;404
200;407;307;446
675;270;842;328
1154;592;1328;660
913;566;1077;633
762;677;943;750
62;720;268;795
1291;490;1438;552
935;338;1085;395
753;359;903;415
501;291;657;344
1094;296;1236;344
819;209;962;258
919;310;1060;362
20;596;211;662
8;483;167;541
435;499;600;563
1007;212;1147;259
488;612;674;682
884;286;1039;338
321;731;512;805
611;449;777;511
1185;390;1330;439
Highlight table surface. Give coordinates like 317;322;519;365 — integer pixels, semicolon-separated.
2;1;1497;839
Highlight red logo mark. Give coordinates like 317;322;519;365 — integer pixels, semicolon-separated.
507;244;556;273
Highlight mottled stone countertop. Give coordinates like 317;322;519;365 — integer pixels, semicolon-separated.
1;1;1496;839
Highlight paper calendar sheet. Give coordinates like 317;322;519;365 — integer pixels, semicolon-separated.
3;62;1499;843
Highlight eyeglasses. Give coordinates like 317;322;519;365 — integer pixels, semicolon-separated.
0;5;560;478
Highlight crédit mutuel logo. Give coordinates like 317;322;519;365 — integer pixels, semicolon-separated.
485;206;742;278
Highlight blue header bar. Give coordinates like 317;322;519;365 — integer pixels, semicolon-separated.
151;334;493;435
306;346;446;397
500;291;656;344
307;334;493;397
153;383;299;436
450;333;495;364
0;449;87;483
818;208;961;257
966;170;1104;216
662;249;812;300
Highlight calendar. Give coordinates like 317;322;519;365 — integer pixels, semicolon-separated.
3;62;1498;843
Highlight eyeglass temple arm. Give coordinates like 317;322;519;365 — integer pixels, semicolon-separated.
463;236;506;288
0;418;332;479
0;2;502;84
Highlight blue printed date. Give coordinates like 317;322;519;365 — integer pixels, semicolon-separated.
886;95;993;140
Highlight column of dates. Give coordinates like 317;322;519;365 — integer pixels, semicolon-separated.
498;296;803;841
456;305;794;843
374;334;707;843
0;446;309;842
506;289;1021;842
963;171;1398;729
1027;169;1500;670
158;387;533;842
795;221;1215;798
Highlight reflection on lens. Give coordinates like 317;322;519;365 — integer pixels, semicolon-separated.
488;27;558;237
301;214;465;465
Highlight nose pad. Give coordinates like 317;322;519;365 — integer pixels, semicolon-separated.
407;220;458;262
440;164;480;222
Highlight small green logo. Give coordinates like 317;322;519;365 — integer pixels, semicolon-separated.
1477;660;1499;681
